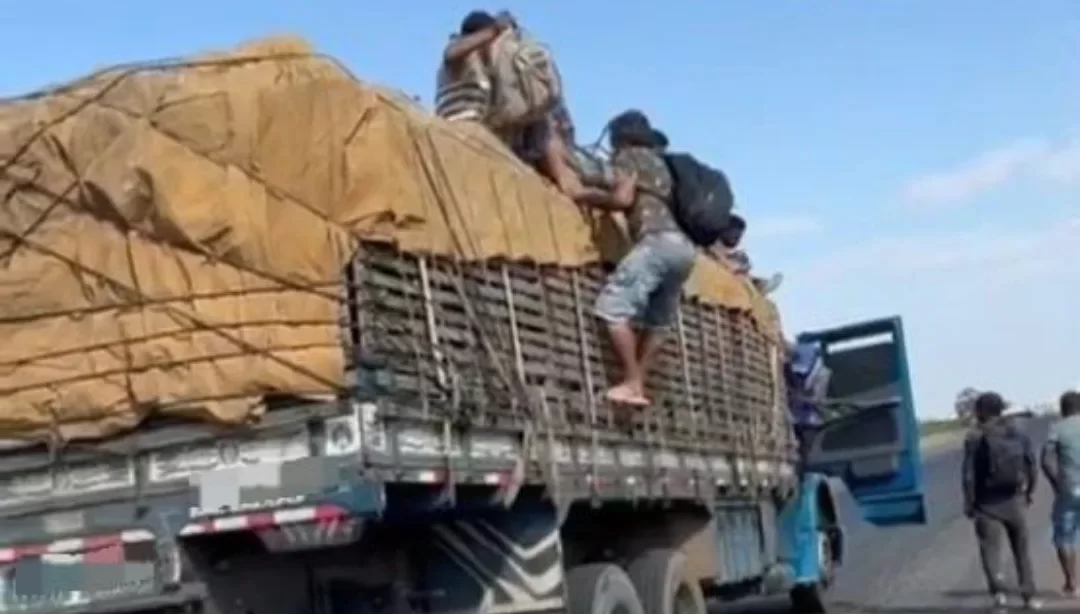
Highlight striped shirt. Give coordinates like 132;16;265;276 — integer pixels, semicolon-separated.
434;49;491;122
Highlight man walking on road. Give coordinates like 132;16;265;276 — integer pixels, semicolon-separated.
1041;390;1080;597
962;391;1042;610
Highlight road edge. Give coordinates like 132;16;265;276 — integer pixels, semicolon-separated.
920;429;966;457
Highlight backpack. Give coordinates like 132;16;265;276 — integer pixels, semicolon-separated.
662;153;735;247
979;425;1027;492
489;28;563;127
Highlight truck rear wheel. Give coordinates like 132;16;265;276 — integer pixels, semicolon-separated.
789;584;827;614
566;563;645;614
625;549;707;614
817;526;838;589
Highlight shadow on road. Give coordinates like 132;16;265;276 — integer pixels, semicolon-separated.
830;590;1076;613
711;594;1076;614
847;607;997;613
940;589;1062;600
848;607;1072;613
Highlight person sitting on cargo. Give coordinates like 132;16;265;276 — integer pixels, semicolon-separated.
591;111;697;408
504;86;586;202
435;12;498;122
443;11;597;203
709;216;783;295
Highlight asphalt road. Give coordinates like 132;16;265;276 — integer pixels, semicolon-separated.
719;416;1072;613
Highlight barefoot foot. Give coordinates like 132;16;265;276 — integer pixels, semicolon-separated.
604;383;650;407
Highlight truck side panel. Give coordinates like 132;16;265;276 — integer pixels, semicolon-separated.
350;244;795;491
182;489;786;614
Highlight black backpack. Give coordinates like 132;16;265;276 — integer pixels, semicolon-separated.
663;152;735;247
979;425;1027;492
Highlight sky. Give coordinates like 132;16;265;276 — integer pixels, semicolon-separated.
0;1;1077;419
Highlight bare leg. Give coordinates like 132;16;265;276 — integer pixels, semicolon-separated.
619;329;664;404
636;329;664;376
1059;546;1077;594
1054;499;1080;596
605;321;648;406
540;128;587;199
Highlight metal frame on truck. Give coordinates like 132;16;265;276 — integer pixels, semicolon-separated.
0;246;926;614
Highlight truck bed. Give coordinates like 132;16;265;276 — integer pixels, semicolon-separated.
0;239;795;514
0;242;798;612
340;243;796;496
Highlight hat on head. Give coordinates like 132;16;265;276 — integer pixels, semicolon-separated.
608;110;660;147
974;391;1007;416
652;129;669;149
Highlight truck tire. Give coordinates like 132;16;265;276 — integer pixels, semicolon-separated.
625;549;707;614
566;563;645;614
817;526;838;589
789;584;826;614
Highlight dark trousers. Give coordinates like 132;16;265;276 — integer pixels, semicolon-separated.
973;498;1035;597
794;424;821;463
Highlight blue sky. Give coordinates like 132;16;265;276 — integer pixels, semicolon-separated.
2;1;1077;418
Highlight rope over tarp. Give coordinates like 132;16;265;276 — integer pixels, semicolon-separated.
0;35;782;443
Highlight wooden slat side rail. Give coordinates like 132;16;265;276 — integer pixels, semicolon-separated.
351;243;795;462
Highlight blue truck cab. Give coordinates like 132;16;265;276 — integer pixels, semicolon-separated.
782;316;927;612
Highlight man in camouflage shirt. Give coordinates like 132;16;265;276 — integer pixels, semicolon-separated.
589;110;697;407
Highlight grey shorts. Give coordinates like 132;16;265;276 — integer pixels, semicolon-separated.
594;231;697;330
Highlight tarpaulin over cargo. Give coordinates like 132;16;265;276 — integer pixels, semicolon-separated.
0;36;780;441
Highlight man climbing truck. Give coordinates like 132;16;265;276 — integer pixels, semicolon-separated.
0;39;925;614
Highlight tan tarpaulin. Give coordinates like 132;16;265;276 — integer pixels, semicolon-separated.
0;36;781;442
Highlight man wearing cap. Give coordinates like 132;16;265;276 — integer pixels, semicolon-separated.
589;110;696;407
962;391;1041;610
652;129;669;152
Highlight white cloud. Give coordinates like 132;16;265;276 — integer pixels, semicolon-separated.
1038;144;1080;184
772;215;1079;420
902;138;1080;208
798;216;1079;281
748;215;824;240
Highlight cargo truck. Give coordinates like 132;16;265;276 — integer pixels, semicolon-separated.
0;38;926;614
0;242;926;614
